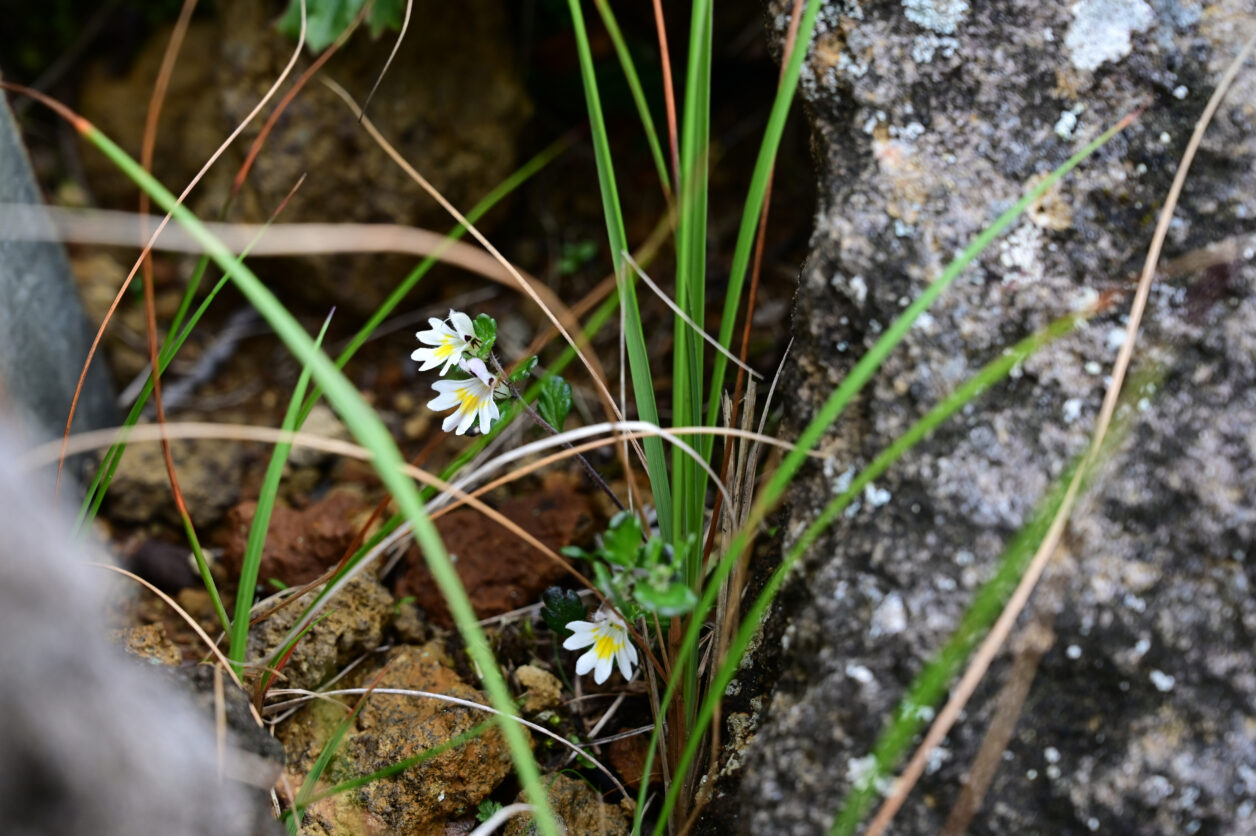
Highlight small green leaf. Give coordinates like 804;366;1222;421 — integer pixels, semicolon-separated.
472;313;498;357
366;0;406;36
476;800;504;823
540;587;586;636
277;0;405;51
599;510;643;567
633;581;698;617
277;0;361;53
560;544;590;560
537;375;573;430
509;355;539;384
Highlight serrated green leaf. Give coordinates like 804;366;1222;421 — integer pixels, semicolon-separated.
472;313;497;357
537;375;573;430
540;587;586;636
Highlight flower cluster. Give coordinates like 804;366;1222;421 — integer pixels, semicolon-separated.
563;606;637;684
412;310;506;436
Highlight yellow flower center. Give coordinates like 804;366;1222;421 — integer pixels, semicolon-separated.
434;341;455;359
457;387;483;413
594;631;619;660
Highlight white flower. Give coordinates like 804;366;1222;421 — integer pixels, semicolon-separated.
411;310;476;376
427;358;504;436
562;607;638;684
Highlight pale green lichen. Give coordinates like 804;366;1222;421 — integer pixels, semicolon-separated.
902;0;968;35
1064;0;1156;72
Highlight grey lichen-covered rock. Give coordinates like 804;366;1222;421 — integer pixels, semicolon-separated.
709;2;1256;834
0;95;116;453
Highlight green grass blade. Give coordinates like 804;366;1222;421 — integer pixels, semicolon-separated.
565;0;672;540
228;311;333;671
76;122;560;836
592;0;672;200
704;0;822;431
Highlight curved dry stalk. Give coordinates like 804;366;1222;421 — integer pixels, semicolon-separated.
54;0;309;490
319;78;631;445
862;31;1256;836
269;686;629;799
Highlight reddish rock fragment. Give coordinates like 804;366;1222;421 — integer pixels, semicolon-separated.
220;490;368;587
399;479;595;626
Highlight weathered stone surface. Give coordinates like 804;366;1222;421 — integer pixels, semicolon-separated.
105;434;245;527
711;2;1256;834
504;772;631;836
250;573;394;692
280;642;515;834
77;0;531;314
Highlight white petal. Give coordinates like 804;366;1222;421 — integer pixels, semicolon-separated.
594;653;613;685
563;631;596;650
616;647;634;681
477;404;493;435
624;639;639;664
430;378;464;393
455;407;477;435
462;357;491;383
449;310;475;339
442;411;462;433
575;649;598;676
427;392;461;410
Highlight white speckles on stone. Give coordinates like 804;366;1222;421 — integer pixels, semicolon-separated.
1087;817;1101;831
1160;131;1172;144
869;593;907;637
955;549;975;566
1150;669;1176;691
894;219;915;237
1132;637;1152;659
1064;0;1156;72
1067;644;1083;659
925;745;950;775
1027;768;1039;780
999;223;1043;278
1071;287;1100;311
845;663;875;684
1055;110;1079;140
1063;397;1084;424
1106;327;1127;351
910;33;960;62
1085;360;1103;375
865;483;892;508
903;0;969;34
1173;84;1189;99
1044;746;1061;764
849;274;869;306
1046;764;1062;780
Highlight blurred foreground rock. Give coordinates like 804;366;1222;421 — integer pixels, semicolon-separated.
0;428;264;835
706;2;1256;834
77;0;531;314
